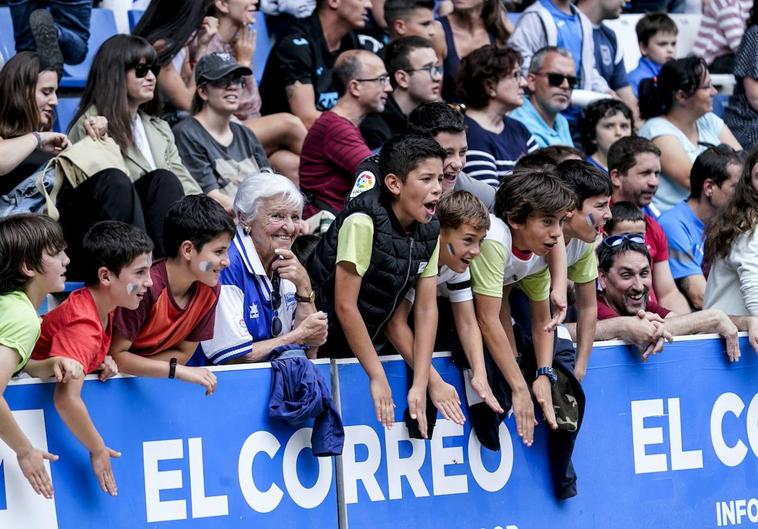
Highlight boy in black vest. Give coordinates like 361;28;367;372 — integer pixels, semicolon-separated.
308;134;444;438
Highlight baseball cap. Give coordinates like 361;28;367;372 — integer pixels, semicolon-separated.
195;52;252;84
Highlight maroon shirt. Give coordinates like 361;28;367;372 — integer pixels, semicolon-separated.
596;292;671;321
299;111;372;218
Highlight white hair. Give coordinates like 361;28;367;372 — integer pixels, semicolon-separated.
233;172;304;222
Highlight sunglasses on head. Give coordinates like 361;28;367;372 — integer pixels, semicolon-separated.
133;62;160;78
538;72;577;89
270;272;283;337
602;232;646;248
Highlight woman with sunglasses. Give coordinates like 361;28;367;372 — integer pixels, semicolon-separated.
0;52;108;217
64;35;195;276
704;148;758;316
639;56;742;216
174;52;270;214
455;44;538;187
198;172;328;365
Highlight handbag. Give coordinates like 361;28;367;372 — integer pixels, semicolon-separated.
36;134;127;220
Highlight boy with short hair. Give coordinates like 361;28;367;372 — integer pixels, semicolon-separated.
383;0;436;41
308;134;444;438
0;214;82;500
32;221;154;497
110;195;235;395
606;201;646;236
629;13;678;96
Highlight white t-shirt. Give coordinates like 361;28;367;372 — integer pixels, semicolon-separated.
132;114;157;171
405;265;473;305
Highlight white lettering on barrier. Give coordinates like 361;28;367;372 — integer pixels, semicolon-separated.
385;423;429;499
711;393;748;467
0;410;58;529
188;438;229;518
282;428;332;509
468;423;513;492
430;420;468;496
342;425;385;503
238;431;284;513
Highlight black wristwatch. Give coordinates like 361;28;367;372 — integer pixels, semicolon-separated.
168;358;177;379
535;366;558;385
295;290;315;303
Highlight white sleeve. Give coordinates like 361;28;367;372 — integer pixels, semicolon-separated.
200;284;252;364
735;234;758;316
446;269;473;304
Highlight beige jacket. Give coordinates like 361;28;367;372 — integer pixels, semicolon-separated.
69;106;202;195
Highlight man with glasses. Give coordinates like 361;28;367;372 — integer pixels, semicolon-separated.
593;235;757;362
300;50;392;218
361;36;442;150
510;47;576;148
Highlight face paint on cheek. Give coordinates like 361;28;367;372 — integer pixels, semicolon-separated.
587;213;595;226
199;261;214;272
447;243;456;256
127;282;139;295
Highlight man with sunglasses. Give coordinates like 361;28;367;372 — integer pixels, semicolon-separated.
360;36;443;150
510;47;576;148
594;235;758;362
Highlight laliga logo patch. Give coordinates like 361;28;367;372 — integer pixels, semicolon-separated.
349;171;376;200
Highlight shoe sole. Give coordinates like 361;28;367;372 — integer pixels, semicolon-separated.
30;9;63;72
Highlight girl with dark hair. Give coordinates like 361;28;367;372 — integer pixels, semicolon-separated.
433;0;514;102
581;98;634;172
0;52;107;217
455;44;538;187
724;7;758;148
638;56;741;215
64;34;194;275
704;148;758;315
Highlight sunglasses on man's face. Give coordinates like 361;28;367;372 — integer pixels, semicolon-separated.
536;72;578;89
133;62;161;78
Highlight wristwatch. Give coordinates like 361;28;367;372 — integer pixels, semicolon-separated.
295;290;315;303
535;366;558;385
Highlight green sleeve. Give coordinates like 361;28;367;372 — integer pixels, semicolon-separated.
518;265;551;302
470;239;508;298
0;295;41;373
567;244;599;284
420;239;440;278
336;213;375;277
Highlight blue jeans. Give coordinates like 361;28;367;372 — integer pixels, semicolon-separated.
8;0;92;65
0;165;55;218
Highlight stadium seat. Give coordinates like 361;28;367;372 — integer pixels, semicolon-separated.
712;93;730;118
54;97;81;133
0;7;16;65
39;282;85;315
507;12;522;26
60;8;119;89
128;9;144;32
253;11;270;82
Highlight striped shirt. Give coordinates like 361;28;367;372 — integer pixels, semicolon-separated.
299;110;372;218
693;0;752;65
463;115;539;187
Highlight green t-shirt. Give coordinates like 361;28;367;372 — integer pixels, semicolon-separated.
336;213;439;278
0;291;41;373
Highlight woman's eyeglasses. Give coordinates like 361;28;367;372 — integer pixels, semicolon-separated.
270;272;283;337
602;233;646;248
132;62;161;79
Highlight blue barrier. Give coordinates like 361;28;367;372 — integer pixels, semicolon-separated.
3;335;758;528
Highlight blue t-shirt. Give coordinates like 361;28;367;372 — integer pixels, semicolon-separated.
628;57;661;97
658;200;705;280
510;97;574;148
639;112;725;213
463;115;539;187
540;0;583;78
593;24;629;90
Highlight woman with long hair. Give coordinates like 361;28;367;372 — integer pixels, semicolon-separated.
703;148;758;315
64;34;193;274
433;0;513;102
0;52;108;217
638;56;742;215
455;44;537;187
724;6;758;148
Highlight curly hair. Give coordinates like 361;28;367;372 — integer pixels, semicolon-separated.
455;44;522;109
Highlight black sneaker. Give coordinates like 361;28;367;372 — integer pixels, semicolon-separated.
29;9;63;75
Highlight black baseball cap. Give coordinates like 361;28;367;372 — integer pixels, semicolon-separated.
195;52;252;84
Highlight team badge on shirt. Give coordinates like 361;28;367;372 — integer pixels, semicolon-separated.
249;302;259;319
349;170;376;200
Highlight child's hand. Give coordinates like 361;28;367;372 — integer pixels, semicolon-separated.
532;375;558;430
98;355;119;381
90;446;120;496
176;365;218;396
53;357;84;382
407;383;429;439
17;446;58;499
469;373;503;414
369;375;394;429
511;386;537;446
545;289;567;332
428;378;465;425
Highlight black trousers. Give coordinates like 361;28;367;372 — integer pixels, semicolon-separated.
58;168;184;279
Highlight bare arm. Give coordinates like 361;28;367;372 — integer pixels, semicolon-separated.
335;261;394;429
675;274;706;310
286;82;321;129
0;132;69;176
546;237;569;330
529;298;557;429
653;135;694;190
573;280;597;382
719;125;742;150
617;86;641;129
54;378;119;495
653;260;692;314
157;63;195;112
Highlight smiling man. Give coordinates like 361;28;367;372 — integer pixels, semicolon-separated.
510;47;576;148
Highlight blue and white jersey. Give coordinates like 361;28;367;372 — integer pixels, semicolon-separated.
200;226;298;364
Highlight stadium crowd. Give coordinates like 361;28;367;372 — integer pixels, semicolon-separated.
1;0;757;504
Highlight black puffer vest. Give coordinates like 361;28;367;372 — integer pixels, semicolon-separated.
307;187;439;350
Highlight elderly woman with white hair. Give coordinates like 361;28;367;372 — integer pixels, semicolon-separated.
199;172;328;364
